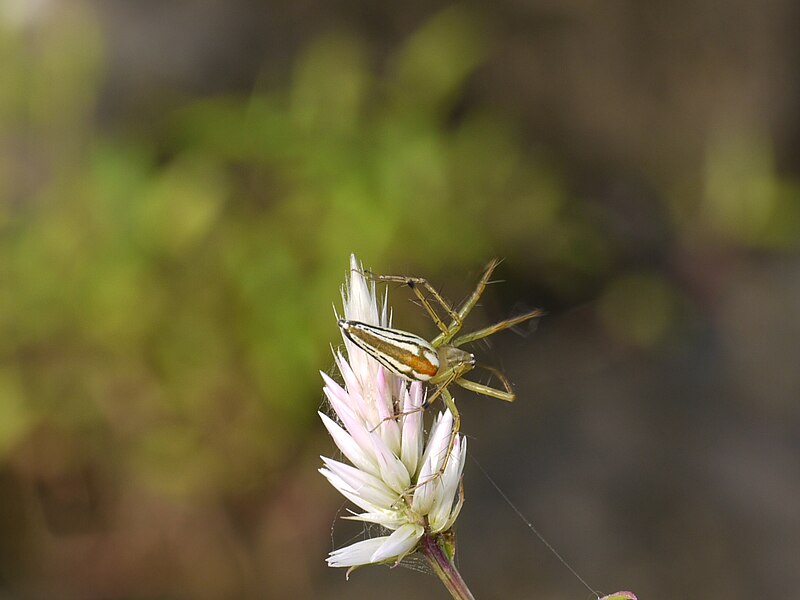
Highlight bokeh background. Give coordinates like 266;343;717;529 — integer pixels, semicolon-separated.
2;1;799;598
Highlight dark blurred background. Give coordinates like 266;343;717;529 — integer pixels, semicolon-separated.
1;1;799;598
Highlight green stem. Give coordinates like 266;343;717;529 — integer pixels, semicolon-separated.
420;533;476;600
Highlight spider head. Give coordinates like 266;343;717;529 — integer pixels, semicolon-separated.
438;345;476;374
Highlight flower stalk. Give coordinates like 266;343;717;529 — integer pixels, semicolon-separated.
420;532;476;600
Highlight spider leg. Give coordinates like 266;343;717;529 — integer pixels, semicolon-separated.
368;405;426;433
451;308;543;347
434;258;503;346
438;387;461;474
360;269;458;337
455;373;516;402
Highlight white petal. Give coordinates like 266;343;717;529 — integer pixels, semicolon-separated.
321;457;399;508
319;468;385;515
319;413;379;477
343;257;392;395
370;431;411;494
428;435;465;532
369;523;424;564
327;536;389;568
423;410;454;477
400;382;424;476
344;254;380;325
343;511;406;529
411;411;453;514
411;471;441;516
380;288;390;327
439;439;468;532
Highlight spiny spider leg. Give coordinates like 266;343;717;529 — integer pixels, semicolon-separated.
452;363;517;402
361;258;507;345
368;405;426;433
452;308;544;347
360;269;459;336
423;365;469;409
435;258;503;346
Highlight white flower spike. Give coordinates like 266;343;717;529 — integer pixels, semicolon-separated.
320;255;466;574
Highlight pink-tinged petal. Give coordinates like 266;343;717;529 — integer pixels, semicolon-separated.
322;387;378;464
327;537;389;568
323;382;372;438
369;431;411;494
396;381;407;413
334;351;385;433
369;523;424;564
334;352;369;415
335;350;361;395
320;371;348;405
374;367;401;454
319;413;379;478
321;457;399;508
408;381;425;410
599;593;638;600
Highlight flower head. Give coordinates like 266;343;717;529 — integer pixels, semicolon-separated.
319;255;466;573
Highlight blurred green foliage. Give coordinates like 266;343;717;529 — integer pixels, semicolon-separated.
702;126;800;247
0;5;575;497
1;2;798;503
